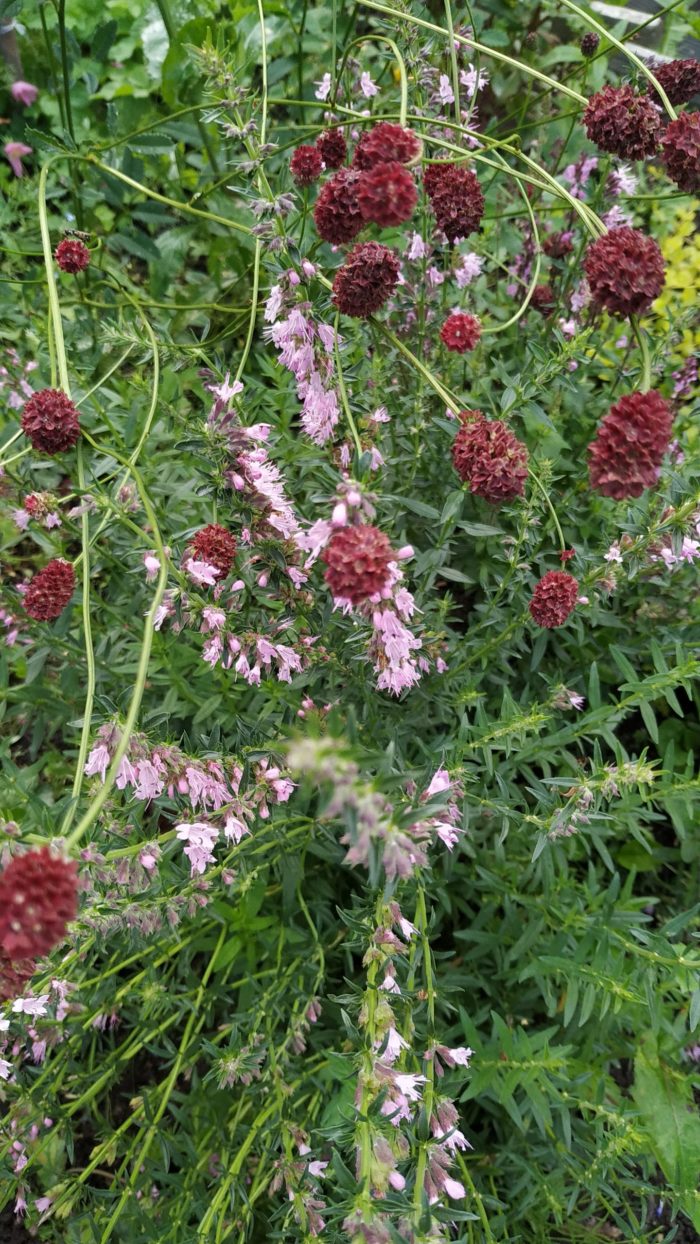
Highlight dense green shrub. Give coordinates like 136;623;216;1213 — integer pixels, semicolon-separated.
0;1;699;1241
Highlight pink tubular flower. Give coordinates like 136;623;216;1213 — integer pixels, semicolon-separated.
175;822;219;875
11;81;39;107
3;141;32;177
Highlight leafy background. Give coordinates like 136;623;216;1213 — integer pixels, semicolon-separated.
0;0;699;1241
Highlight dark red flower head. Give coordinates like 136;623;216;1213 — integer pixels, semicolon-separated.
440;313;482;353
21;387;80;455
582;84;662;159
423;161;455;198
316;129;347;170
322;524;394;604
580;32;600;57
357;161;417;227
190;523;237;578
660;113;700;193
313;169;364;245
55;238;90;273
646;58;700;106
428;164;484;243
290;144;324;186
583;227;665;317
529;571;579;628
452;411;529;504
588;389;673;499
23;559;75;621
543;231;574;259
0;848;78;960
0;948;36;1002
530;284;556;316
352;123;422;171
332;242;399;318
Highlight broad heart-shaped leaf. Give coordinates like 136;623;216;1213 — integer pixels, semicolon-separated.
633;1034;700;1230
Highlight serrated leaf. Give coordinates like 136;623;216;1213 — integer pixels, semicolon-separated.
633;1034;700;1227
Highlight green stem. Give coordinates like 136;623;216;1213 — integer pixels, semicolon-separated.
355;0;588;104
443;0;461;127
332;34;409;127
39;161;97;836
528;468;567;554
630;318;652;393
85;155;252;234
555;0;677;119
64;446;169;852
334;310;363;460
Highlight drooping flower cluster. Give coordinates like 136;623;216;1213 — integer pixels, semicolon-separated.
265;282;342;445
21;388;80;454
452;412;529;504
588;390;674;499
424;161;485;243
660;113;700;192
23;559;75;621
582;85;662;159
529;571;579;629
84;724;295;877
646;57;700;106
332;242;400;318
583;227;665;317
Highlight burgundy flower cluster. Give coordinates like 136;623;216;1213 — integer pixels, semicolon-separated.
452;412;528;504
21;387;80;454
0;847;78;960
189;523;238;578
23;559;75;621
588;390;674;499
422;161;485;243
322;524;395;605
582;63;700;193
301;122;426;317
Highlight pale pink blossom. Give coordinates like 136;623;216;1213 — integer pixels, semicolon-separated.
460;64;489;98
406;232;430;261
360;71;378;98
315;73;332;101
143;552;160;582
437;74;455;105
426;768;450;797
11;80;39;106
4;141;32;177
12;995;50;1017
184;557;219;587
454;252;483;287
175;822;219;875
84;743;110;782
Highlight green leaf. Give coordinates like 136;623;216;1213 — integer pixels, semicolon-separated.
633;1034;700;1229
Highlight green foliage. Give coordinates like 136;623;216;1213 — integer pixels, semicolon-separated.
0;1;699;1242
